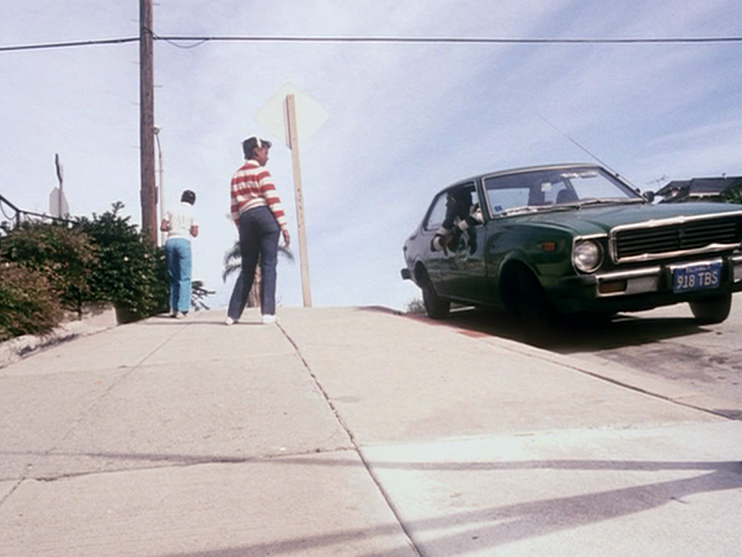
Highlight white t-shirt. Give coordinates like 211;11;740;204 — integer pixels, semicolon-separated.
166;202;197;240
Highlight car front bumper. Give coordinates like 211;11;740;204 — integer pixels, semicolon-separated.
553;252;742;314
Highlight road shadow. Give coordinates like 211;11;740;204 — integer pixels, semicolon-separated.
435;306;707;355
149;456;741;557
21;448;731;557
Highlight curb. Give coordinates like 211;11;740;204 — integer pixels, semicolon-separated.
0;304;119;369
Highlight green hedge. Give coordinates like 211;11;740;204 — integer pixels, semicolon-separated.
0;204;169;339
0;263;63;342
75;207;168;320
0;221;96;316
722;183;742;204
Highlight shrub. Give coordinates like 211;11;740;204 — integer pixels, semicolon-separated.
722;182;742;204
0;262;63;341
0;221;97;316
0;203;170;340
74;205;168;320
406;298;426;314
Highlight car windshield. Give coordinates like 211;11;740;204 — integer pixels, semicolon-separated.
483;167;643;217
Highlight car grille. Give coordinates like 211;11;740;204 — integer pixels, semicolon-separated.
612;215;742;263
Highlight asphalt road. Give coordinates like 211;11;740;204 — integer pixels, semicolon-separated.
442;297;742;417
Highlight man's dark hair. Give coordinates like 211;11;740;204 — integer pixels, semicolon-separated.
181;190;196;205
450;187;472;207
442;187;473;228
242;136;272;159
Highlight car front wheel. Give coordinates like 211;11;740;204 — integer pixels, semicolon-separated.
689;293;732;325
503;265;554;322
422;279;450;319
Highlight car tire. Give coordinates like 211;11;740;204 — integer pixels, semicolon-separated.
508;266;553;322
689;293;732;325
422;279;450;319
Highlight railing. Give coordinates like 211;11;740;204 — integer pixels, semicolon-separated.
0;193;74;229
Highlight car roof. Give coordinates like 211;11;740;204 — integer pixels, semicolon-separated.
437;163;606;193
483;162;602;176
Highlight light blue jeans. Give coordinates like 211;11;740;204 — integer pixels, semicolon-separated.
165;238;192;313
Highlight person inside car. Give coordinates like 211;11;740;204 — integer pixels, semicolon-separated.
430;187;483;254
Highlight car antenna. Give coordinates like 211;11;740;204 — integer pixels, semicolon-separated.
539;116;621;178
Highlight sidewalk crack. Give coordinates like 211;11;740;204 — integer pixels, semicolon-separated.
279;323;424;557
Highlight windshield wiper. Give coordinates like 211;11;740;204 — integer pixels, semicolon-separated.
497;205;553;217
495;198;643;217
569;198;644;208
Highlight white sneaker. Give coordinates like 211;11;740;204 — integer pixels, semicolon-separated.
225;317;235;326
261;314;276;324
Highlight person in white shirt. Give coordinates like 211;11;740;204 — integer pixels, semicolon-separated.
160;190;199;318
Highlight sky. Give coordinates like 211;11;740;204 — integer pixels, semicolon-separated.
1;0;741;312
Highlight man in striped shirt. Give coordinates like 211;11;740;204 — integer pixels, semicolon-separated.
226;136;291;325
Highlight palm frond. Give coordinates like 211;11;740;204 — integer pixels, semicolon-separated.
278;246;295;262
223;241;240;266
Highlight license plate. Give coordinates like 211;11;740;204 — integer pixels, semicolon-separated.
672;261;722;293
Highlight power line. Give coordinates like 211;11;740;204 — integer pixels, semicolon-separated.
155;34;742;46
155;36;209;49
0;37;138;52
2;33;740;52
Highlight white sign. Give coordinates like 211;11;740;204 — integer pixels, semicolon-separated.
49;187;69;218
50;153;69;218
256;82;328;148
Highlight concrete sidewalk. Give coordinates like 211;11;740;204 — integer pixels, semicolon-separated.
0;307;739;556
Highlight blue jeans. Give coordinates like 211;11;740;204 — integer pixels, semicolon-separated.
227;206;280;319
165;238;192;313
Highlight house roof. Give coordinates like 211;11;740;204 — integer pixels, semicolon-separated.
656;176;742;201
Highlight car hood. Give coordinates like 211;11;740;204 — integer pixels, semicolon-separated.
507;201;742;236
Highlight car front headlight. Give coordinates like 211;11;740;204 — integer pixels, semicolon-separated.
573;240;603;273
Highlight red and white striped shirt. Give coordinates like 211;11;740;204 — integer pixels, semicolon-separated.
230;160;288;231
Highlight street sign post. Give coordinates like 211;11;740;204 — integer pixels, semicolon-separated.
49;153;69;218
256;83;328;307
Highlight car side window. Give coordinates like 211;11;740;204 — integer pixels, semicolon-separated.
451;183;480;221
469;186;483;222
424;193;449;230
425;184;480;229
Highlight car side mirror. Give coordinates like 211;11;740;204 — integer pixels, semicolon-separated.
642;191;655;203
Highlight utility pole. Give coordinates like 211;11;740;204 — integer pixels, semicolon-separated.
139;0;157;244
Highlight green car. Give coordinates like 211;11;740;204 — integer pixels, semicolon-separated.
401;164;742;324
